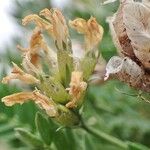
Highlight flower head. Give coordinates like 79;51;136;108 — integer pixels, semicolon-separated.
1;8;103;126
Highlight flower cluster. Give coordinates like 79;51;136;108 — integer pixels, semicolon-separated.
2;8;103;126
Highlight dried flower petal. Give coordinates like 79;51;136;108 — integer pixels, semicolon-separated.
2;90;58;117
18;27;57;73
2;92;34;106
18;28;42;68
22;14;52;31
69;17;103;51
40;8;69;50
33;90;58;117
2;62;39;84
66;71;87;108
22;52;41;74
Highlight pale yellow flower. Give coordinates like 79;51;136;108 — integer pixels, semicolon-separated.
2;90;58;117
18;27;56;74
2;62;39;84
2;92;34;106
40;8;69;50
22;14;53;32
69;17;103;51
17;28;43;73
1;8;104;126
66;71;87;108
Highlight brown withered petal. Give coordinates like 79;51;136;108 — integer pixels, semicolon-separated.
18;28;42;68
69;17;103;51
22;14;52;30
18;28;54;74
86;17;103;50
66;71;87;108
40;8;53;22
40;8;69;50
22;14;54;39
2;92;34;106
2;90;58;117
29;28;43;68
69;18;87;34
22;52;42;74
2;63;39;84
33;90;58;117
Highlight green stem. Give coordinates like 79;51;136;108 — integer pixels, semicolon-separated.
81;119;128;149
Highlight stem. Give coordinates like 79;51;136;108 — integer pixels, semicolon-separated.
81;119;128;149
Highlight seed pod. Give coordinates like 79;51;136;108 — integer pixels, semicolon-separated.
123;1;150;71
105;56;144;88
107;0;136;58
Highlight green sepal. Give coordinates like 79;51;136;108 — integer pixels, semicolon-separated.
35;112;57;145
39;76;70;104
57;50;73;87
15;128;43;148
54;105;80;127
80;50;99;81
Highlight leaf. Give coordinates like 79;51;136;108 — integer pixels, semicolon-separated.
84;135;94;150
15;128;43;148
53;130;69;150
0;122;17;136
17;101;38;130
54;128;77;150
127;142;150;150
35;112;56;145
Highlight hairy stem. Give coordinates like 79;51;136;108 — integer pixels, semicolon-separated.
81;119;128;149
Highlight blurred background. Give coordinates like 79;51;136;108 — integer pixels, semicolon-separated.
0;0;150;149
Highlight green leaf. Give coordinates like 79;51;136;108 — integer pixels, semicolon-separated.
127;142;150;150
54;128;77;150
0;122;16;136
35;112;56;145
15;128;43;148
84;135;94;150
